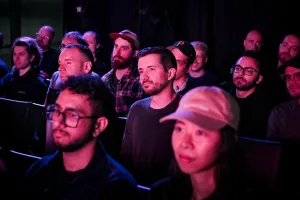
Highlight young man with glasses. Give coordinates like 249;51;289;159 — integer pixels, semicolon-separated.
267;56;300;141
19;75;140;200
231;51;274;139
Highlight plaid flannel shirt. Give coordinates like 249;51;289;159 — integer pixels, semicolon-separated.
101;66;145;117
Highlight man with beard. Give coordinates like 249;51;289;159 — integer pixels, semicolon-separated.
44;44;99;154
36;25;59;80
278;34;300;67
267;56;300;198
265;34;300;104
121;47;180;186
243;30;263;53
101;30;144;117
231;51;274;139
19;75;140;200
268;56;300;141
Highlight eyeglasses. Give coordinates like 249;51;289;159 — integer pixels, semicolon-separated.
280;72;300;82
36;33;50;41
59;44;66;51
46;104;99;128
232;65;258;76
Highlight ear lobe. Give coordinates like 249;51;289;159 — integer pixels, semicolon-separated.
93;117;108;137
256;75;263;84
30;55;35;63
243;40;247;48
84;61;93;73
168;68;176;80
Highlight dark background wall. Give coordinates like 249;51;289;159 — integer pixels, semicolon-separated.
0;0;299;80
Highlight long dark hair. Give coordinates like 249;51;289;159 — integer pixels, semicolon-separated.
168;125;243;199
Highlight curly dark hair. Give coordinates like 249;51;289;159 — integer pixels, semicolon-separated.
60;74;124;159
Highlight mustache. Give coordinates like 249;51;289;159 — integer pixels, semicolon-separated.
142;80;153;85
234;77;246;82
52;128;69;136
113;55;124;61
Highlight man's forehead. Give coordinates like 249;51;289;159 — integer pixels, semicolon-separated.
171;48;188;60
237;56;259;67
62;37;79;45
14;46;27;52
284;66;300;73
115;37;131;46
247;32;262;40
283;35;300;46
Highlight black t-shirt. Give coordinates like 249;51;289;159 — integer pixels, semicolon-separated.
121;95;181;186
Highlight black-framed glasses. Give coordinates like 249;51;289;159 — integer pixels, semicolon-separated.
280;72;300;82
59;44;66;51
232;65;258;76
46;104;99;128
36;33;50;41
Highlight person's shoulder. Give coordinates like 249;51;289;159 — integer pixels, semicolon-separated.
106;155;137;185
130;97;151;110
103;156;141;198
91;71;100;77
23;153;56;177
101;69;114;81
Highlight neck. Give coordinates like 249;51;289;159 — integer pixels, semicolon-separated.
19;66;31;77
189;68;205;78
93;54;97;62
235;86;256;98
190;167;217;200
62;141;96;172
115;68;129;80
173;76;187;90
150;84;177;109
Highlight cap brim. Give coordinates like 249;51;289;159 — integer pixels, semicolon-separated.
160;109;227;131
109;33;132;42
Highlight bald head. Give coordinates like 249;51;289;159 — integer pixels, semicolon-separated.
36;25;55;50
243;30;263;52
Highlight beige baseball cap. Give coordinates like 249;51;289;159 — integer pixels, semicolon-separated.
160;86;240;131
109;29;140;50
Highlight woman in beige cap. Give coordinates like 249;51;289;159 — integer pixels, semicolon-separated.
150;86;243;200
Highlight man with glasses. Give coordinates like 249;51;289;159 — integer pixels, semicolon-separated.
19;75;140;199
267;56;300;141
45;44;99;154
231;51;274;139
36;25;59;79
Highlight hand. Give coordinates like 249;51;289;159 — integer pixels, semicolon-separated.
40;71;50;79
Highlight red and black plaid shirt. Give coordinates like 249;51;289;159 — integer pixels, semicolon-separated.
101;66;145;117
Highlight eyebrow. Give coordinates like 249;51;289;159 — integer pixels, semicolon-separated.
55;103;86;115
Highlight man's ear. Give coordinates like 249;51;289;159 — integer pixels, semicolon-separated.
204;56;208;64
134;50;139;57
243;40;247;49
30;55;35;63
84;61;93;73
256;74;263;84
93;117;108;138
168;68;176;80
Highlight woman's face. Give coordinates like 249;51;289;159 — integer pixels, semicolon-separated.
172;120;222;174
